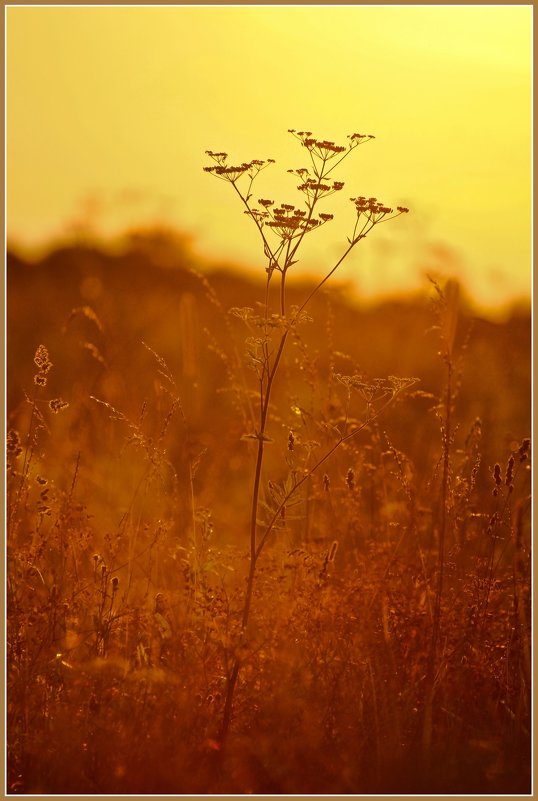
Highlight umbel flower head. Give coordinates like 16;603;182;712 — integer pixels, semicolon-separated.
292;175;345;201
204;129;409;274
350;196;409;228
288;130;375;161
204;151;275;183
243;202;334;242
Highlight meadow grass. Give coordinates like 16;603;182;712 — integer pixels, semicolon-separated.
6;131;531;794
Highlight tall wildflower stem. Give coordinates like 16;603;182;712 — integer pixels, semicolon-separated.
432;359;452;663
423;279;459;759
222;273;290;743
422;356;452;761
204;132;409;744
295;237;360;317
245;270;288;611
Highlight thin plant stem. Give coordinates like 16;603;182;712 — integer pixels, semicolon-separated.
205;132;409;745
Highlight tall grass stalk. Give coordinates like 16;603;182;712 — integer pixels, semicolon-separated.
422;278;459;758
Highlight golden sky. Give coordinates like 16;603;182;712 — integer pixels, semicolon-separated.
6;5;532;312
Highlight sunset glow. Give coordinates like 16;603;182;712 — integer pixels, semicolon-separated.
6;5;532;309
7;6;532;794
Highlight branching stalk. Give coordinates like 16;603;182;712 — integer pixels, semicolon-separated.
204;131;409;744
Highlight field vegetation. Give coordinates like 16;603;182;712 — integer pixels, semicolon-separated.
6;131;531;794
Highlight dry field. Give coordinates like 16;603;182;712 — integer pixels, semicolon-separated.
7;228;531;794
7;209;531;792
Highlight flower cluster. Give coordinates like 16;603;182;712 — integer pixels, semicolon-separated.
351;196;409;225
349;132;376;143
296;176;345;200
30;344;69;412
33;345;53;387
336;374;418;405
204;151;274;183
49;398;69;414
244;201;333;242
203;130;409;278
6;429;23;458
288;130;375;160
230;305;313;330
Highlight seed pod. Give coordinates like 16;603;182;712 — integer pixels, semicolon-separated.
519;438;530;462
328;541;338;562
505;456;514;486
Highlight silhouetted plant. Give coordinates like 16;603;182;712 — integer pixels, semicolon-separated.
204;129;413;741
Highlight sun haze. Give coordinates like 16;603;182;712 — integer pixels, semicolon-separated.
6;5;532;312
6;7;533;795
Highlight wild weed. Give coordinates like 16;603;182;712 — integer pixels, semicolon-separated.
204;130;414;740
